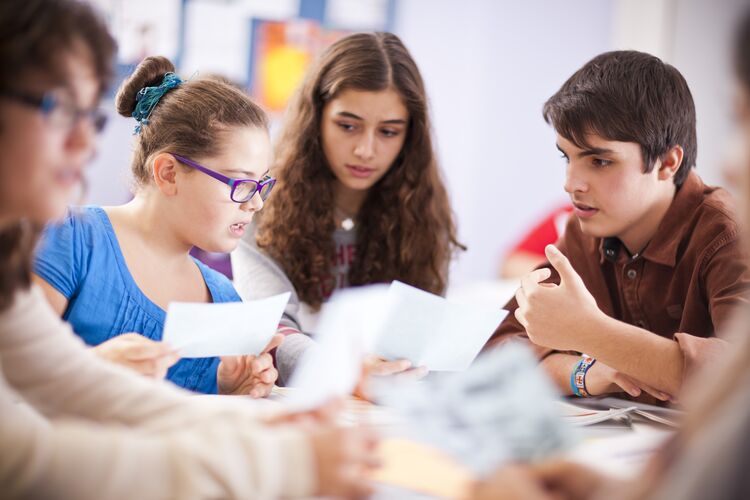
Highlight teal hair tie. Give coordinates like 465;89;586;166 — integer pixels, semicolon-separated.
132;72;182;134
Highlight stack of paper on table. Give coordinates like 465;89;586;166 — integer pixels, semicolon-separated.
558;401;637;427
567;397;683;427
565;426;674;479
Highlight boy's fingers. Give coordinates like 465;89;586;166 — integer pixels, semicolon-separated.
514;307;528;327
521;268;552;293
612;372;642;398
515;286;527;309
544;245;582;287
634;380;671;401
260;367;278;384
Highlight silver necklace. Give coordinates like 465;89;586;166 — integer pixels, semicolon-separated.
334;206;356;231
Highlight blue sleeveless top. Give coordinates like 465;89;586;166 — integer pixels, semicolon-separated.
34;206;242;394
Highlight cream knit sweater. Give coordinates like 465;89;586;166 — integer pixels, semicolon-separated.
0;286;316;499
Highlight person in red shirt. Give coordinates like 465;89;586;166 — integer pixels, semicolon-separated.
499;204;573;279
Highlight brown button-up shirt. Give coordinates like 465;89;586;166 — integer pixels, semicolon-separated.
488;172;750;383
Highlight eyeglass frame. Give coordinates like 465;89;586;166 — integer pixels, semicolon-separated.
171;153;276;204
0;88;108;133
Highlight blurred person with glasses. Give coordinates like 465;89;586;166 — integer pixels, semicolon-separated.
1;87;108;133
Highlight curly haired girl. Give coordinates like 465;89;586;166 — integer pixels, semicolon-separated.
232;32;464;383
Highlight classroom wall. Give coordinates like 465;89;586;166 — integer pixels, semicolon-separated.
396;0;747;287
393;0;614;286
84;0;747;287
668;0;749;187
613;0;748;187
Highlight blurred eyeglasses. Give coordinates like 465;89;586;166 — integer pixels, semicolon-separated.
1;87;107;133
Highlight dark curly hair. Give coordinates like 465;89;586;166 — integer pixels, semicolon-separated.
256;32;464;310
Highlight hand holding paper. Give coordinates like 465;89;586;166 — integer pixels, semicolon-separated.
285;281;507;410
217;334;284;397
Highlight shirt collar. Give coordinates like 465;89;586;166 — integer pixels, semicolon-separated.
597;171;705;267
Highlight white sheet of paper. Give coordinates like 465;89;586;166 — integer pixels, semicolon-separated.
284;280;507;410
285;285;389;411
372;281;508;371
162;292;290;357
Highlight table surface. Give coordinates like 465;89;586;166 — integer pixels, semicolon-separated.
262;387;677;499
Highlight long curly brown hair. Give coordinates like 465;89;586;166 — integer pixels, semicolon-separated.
256;32;464;310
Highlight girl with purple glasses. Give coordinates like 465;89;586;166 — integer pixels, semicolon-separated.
33;55;280;396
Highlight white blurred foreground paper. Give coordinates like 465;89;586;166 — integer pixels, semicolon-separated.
284;281;507;410
373;281;507;371
162;292;290;357
373;342;577;474
285;286;388;411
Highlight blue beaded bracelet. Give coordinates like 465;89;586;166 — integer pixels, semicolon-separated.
570;355;596;397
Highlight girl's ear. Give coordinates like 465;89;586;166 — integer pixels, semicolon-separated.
657;145;684;181
152;153;179;196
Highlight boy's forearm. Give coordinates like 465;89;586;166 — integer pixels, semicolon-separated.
577;313;684;396
540;352;580;395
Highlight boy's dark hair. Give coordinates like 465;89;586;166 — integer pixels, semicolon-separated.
543;50;697;187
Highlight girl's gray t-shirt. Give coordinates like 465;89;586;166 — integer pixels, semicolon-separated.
230;226;357;384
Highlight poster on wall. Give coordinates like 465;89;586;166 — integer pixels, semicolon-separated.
248;19;351;114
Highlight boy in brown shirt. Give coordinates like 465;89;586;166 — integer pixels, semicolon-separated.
488;50;750;403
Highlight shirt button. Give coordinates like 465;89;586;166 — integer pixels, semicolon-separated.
627;269;637;280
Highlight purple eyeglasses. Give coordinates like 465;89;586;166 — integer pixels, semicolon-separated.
172;154;276;203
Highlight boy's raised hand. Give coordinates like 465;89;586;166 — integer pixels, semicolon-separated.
514;244;602;352
217;334;283;397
